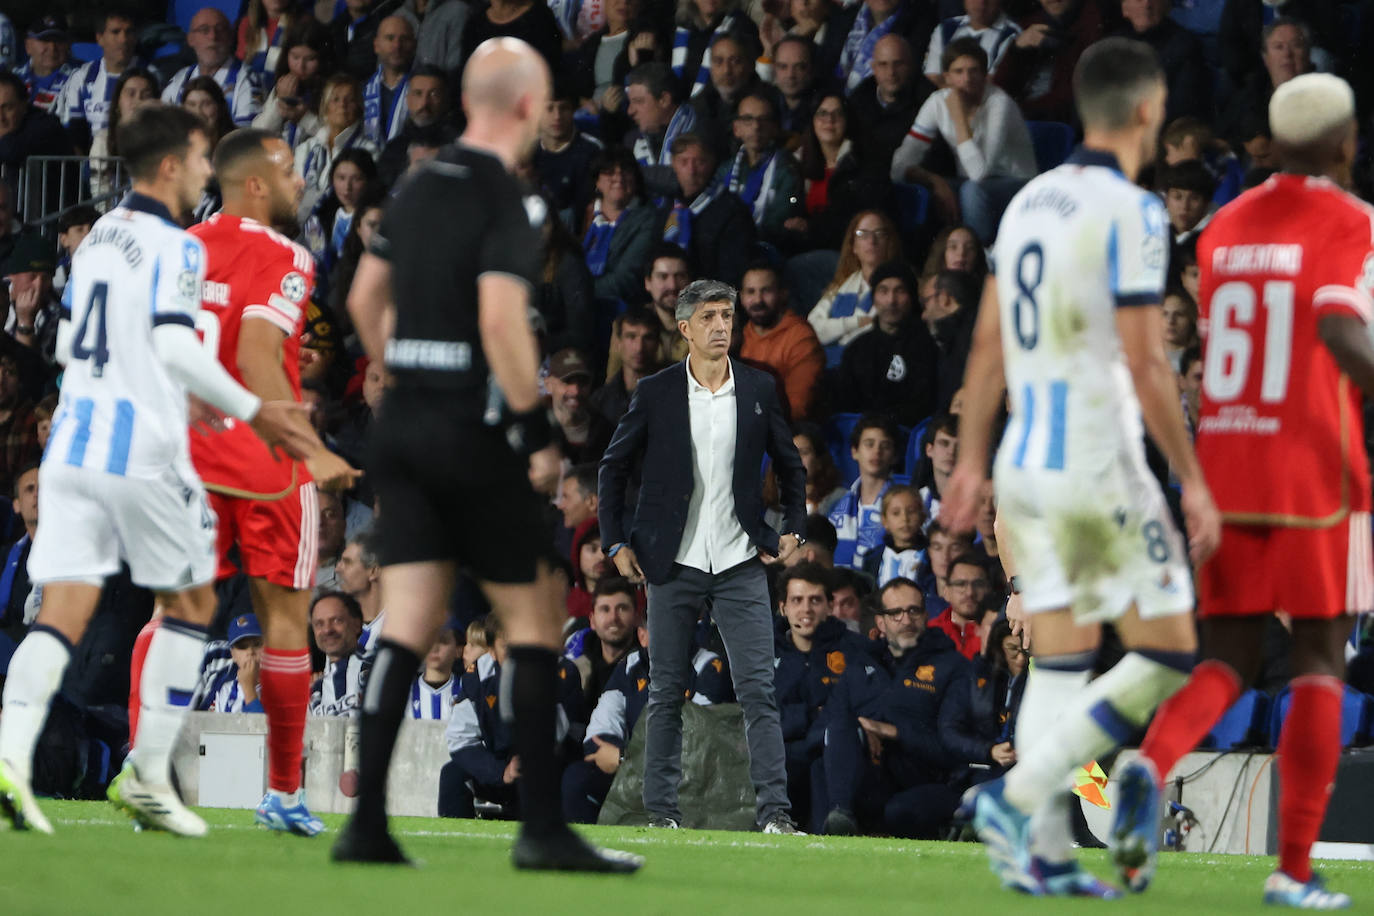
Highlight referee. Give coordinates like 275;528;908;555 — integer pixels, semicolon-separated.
332;39;640;873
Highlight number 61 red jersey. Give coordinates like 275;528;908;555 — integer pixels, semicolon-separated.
186;213;315;499
1196;173;1374;526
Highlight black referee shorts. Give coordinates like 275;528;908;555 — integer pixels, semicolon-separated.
368;393;554;584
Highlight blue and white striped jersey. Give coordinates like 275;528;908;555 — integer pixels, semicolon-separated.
408;673;459;721
47;194;206;482
310;652;367;717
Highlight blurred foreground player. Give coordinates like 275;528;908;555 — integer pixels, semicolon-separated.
1121;74;1374;910
0;104;312;836
332;38;641;873
125;126;361;837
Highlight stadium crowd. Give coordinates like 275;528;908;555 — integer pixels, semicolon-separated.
0;0;1373;835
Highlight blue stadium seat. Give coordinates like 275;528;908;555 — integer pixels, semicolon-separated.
1204;689;1269;749
1267;684;1371;748
1170;0;1226;36
905;416;931;476
152;41;185;61
893;183;929;230
825;412;861;485
169;0;245;34
71;42;102;64
1026;121;1074;173
573;109;601;134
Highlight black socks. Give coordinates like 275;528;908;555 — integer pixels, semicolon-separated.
353;639;420;831
503;645;565;836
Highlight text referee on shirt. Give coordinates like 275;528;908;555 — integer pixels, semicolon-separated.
598;278;808;833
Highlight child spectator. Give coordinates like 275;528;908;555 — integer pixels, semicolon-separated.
915;519;973;617
829;413;900;570
862;484;927;586
202;614;265;713
409;624;460;721
463;619;490;672
1162;284;1200;372
916;413;958;520
32;394;57;451
53;205;98;297
1159;158;1215;244
1160;116;1243;205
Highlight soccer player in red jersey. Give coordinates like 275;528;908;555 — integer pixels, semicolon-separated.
1118;74;1374;909
130;128;358;836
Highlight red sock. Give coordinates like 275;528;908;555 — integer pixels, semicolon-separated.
1276;675;1344;883
127;617;161;748
259;648;312;794
1139;659;1243;784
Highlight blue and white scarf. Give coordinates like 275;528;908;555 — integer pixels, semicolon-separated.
726;147;780;226
672;12;743;98
841;3;903;93
633;102;697;169
582;200;623;277
661;182;721;250
363;67;410;145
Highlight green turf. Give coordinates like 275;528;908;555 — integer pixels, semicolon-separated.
2;802;1370;915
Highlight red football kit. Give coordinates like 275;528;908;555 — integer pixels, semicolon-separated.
187;214;319;590
1195;173;1374;618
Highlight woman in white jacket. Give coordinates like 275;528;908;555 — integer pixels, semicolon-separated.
253;21;331;151
807;208;901;347
293;73;378;222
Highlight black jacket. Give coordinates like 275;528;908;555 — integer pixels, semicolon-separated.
1113;20;1211;122
836;319;939;426
598;358;806;584
329;0;404;79
847;76;934;182
651;193;756;286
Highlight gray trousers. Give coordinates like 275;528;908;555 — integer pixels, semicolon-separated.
643;559;790;826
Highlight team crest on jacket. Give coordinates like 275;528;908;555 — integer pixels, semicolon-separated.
281;271;307;302
637;678;648;692
915;665;935;683
826;651;846;675
485;695;497;708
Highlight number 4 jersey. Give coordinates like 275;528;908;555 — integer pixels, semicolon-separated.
187;214;315;498
1196;173;1374;525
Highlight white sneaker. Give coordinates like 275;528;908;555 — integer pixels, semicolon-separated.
0;758;54;834
108;762;207;838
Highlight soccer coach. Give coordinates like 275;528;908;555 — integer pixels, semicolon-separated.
598;278;808;834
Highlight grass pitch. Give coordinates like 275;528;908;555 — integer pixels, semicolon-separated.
3;802;1372;915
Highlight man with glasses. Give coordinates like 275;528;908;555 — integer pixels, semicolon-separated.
161;8;264;126
933;552;991;659
815;576;976;836
721;90;803;249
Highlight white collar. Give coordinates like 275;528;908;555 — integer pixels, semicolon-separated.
685;356;733;395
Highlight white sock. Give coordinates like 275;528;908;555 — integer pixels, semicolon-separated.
268;789;300;806
1012;661;1091;864
133;618;207;785
1005;651;1191;814
0;628;71;781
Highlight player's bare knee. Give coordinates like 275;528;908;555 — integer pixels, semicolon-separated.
33;581;104;644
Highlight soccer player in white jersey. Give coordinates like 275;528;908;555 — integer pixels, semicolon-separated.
0;103;314;838
941;39;1221;896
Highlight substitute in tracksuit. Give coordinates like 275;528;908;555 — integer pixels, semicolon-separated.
772;562;879;832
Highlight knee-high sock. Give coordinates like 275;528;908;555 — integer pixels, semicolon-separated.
0;626;72;780
1276;675;1344;883
259;647;311;797
133;617;207;785
353;639;420;830
1004;650;1193;814
1139;659;1243;785
1013;656;1091;864
126;617;160;748
503;645;564;835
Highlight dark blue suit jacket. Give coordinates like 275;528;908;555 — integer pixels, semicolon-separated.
597;358;807;586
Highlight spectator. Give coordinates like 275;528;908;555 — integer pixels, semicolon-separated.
929;552;988;658
534;82;605;231
566;519;607;621
992;0;1104;125
309;591;366;716
0;463;38;646
836;259;939;426
927;268;979;412
238;0;299;85
839;0;934;95
162;7;265;127
302;148;378;281
555;460;600;560
859;483;927;585
960;617;1025;775
0;70;71;191
1160;117;1244;206
315;490;348;589
611;243;692;374
0;350;39;500
924;0;1022;86
673;0;760;102
624;62;699;203
914;518;971;616
831;566;871;630
891;37;1035;243
55;9;141;151
848;34;933;182
781;0;851;85
336;529;384;655
720;90;805;247
53;205;97;298
808;209;901;346
793;422;849;516
397;0;470;75
591;309;664;424
785;513;840;567
294;73;379;216
548;349;616;464
1;233;62;367
462;619;490;671
691;33;763;161
1179;344;1202;436
829;413;900;570
1159;158;1215;244
536;212;597;355
81;69;155;204
1218;0;1339;91
1162;284;1200;372
795;91;881;251
375;65;458;186
566;576;643;704
459;0;565;73
410;624;461;720
655;133;756;285
181;75;237;151
771;36;819;136
202;614;266;713
575;0;642;115
362;16;417;145
916;412;957;520
773;561;878;830
816;576;971;837
585;148;658;302
252;20;332;150
331;0;405;79
16;16;76;114
1171;233;1200;301
1113;0;1212;122
738;262;826;421
921;224;987;286
328;190;387;324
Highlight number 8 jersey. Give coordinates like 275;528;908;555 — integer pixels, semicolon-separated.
1195;173;1374;525
992;148;1170;474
